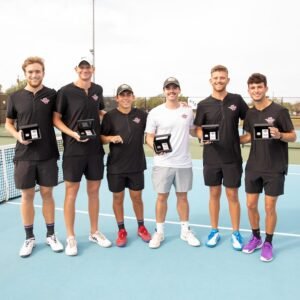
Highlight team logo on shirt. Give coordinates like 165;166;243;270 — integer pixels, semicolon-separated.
265;117;275;125
228;104;237;111
132;117;141;124
40;97;50;104
181;114;188;119
91;94;99;101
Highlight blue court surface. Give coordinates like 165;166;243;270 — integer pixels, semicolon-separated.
0;158;299;300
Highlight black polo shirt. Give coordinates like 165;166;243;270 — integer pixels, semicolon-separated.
101;108;147;174
55;82;105;157
6;86;59;161
243;102;294;174
194;93;249;165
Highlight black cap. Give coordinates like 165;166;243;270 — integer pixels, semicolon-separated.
163;77;180;89
116;84;133;95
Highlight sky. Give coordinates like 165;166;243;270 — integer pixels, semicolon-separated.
1;0;300;101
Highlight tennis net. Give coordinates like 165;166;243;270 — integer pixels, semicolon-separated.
0;137;64;203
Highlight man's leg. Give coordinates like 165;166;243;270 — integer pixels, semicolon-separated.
176;192;200;247
129;189;151;242
19;188;36;257
40;186;55;225
87;180;112;248
64;181;80;237
149;193;168;249
87;180;101;234
21;188;35;232
206;185;222;247
209;185;221;229
40;186;64;252
176;192;189;222
225;187;240;231
264;195;278;239
242;193;263;254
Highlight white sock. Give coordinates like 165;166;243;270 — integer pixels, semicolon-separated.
156;223;164;234
181;221;189;233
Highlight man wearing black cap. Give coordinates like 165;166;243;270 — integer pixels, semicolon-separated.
101;84;151;247
5;56;63;257
145;77;200;249
53;56;111;256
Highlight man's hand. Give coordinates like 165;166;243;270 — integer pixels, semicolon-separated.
18;130;32;145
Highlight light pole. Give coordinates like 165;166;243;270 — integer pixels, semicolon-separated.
91;0;95;82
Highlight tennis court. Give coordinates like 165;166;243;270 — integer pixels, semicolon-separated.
0;153;299;299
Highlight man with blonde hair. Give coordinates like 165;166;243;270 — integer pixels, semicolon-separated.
194;65;249;250
6;56;63;257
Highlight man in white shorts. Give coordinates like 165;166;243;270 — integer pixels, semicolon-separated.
145;77;200;249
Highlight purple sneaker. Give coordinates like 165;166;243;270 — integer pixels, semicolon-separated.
260;242;273;262
242;235;263;254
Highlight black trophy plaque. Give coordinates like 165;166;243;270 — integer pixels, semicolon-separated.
202;124;219;142
20;124;42;141
77;119;96;140
254;123;271;140
153;134;172;154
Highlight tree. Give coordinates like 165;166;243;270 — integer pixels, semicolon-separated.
5;79;27;95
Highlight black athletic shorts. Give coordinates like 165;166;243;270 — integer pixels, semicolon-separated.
245;170;285;196
107;172;144;193
63;154;104;182
203;162;243;188
14;158;58;189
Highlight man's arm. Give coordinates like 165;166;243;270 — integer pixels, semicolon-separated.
240;131;251;144
53;112;85;142
269;128;297;143
146;133;155;150
100;134;123;144
5;118;31;145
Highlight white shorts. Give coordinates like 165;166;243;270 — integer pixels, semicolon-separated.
152;166;193;193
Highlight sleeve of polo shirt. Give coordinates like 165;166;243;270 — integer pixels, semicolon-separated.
243;111;251;133
6;95;17;119
239;96;249;120
194;103;205;126
145;111;156;134
55;88;67;115
277;108;294;132
98;87;105;111
100;113;112;135
188;108;195;129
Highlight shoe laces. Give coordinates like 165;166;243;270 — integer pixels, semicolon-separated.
233;231;242;243
263;242;272;250
49;234;57;243
118;229;127;238
67;237;76;247
25;239;34;247
139;225;148;234
208;230;218;240
93;231;105;240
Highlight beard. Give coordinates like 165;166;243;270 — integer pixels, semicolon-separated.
27;78;43;89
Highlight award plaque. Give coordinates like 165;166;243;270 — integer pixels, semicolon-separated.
153;134;172;154
254;123;271;140
202;124;219;142
77;119;96;140
20;124;42;141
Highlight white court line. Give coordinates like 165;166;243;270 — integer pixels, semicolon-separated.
7;201;300;238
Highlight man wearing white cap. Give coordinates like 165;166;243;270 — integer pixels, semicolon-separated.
53;56;112;256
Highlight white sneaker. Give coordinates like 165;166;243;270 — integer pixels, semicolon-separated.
181;230;201;247
19;238;36;258
65;236;78;256
46;234;64;252
89;231;112;248
149;232;164;249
